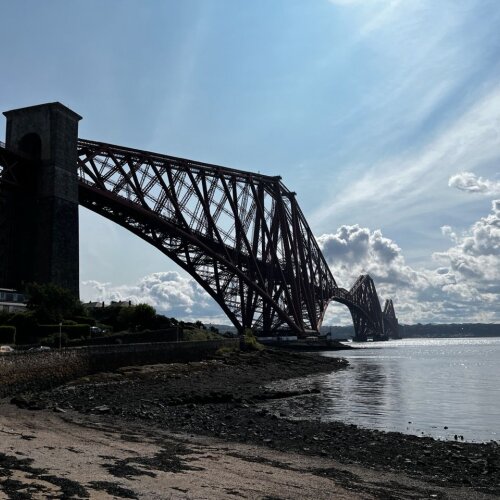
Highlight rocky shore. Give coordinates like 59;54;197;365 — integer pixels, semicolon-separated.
4;348;500;498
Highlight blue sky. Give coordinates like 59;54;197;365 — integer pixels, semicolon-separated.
1;0;499;324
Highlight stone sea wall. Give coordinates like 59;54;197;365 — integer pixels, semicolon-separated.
0;339;238;398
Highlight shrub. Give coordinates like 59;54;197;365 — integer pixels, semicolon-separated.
183;327;222;341
40;332;68;347
242;328;264;351
71;316;95;326
0;325;16;344
38;324;92;340
25;282;82;323
8;312;38;344
215;345;239;356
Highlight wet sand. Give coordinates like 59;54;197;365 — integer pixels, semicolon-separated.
1;349;499;499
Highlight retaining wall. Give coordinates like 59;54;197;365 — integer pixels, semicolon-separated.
0;339;238;398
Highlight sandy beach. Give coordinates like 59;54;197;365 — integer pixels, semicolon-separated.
2;403;496;500
1;349;499;499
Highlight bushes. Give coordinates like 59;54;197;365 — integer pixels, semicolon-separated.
25;282;83;323
66;327;181;346
183;327;222;341
71;316;96;326
38;324;91;340
0;313;92;345
242;328;264;351
0;326;16;344
40;332;68;347
215;345;239;356
7;312;38;344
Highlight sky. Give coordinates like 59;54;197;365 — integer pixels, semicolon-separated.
1;0;499;325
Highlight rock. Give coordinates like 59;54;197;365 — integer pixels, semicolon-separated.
28;400;47;411
93;405;111;414
10;396;30;409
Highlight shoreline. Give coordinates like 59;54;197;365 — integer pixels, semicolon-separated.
2;349;499;498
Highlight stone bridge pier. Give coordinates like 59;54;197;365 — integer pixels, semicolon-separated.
1;103;81;296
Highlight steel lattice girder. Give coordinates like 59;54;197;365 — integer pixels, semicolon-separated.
0;141;399;336
383;299;399;338
346;275;386;340
76;139;338;334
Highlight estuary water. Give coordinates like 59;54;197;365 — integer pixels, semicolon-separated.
263;337;500;442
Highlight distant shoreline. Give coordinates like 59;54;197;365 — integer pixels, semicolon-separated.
208;323;500;340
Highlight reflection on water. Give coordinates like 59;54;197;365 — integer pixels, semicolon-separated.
263;338;500;442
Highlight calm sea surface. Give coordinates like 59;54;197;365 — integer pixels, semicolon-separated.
262;337;500;442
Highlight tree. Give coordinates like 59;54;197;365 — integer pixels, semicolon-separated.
25;283;82;323
116;303;156;331
133;303;156;330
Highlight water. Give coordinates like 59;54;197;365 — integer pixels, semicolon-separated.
263;337;500;442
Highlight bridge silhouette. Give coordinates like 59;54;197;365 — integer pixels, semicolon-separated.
0;102;398;341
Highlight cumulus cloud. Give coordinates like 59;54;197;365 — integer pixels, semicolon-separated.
82;203;500;327
82;271;227;324
317;225;417;290
434;199;500;280
318;203;500;325
448;172;500;195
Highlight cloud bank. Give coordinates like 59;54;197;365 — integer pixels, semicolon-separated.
82;195;500;327
317;198;500;325
82;271;227;324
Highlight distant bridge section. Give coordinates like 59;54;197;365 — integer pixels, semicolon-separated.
330;274;398;341
383;299;400;339
0;102;399;338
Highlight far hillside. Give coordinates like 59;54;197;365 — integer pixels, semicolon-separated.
318;323;500;339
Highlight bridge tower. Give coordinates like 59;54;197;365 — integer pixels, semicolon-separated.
0;103;81;296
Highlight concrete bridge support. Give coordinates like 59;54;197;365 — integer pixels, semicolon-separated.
0;103;81;296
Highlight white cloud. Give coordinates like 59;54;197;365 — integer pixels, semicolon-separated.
448;171;500;196
317;224;416;290
318;201;500;324
82;271;227;323
311;83;500;231
434;199;500;279
82;201;500;327
441;225;458;243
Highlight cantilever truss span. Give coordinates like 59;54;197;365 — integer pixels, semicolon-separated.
0;139;399;338
76;139;338;334
331;275;389;341
383;299;399;339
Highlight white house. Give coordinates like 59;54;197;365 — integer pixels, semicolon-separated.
0;288;26;313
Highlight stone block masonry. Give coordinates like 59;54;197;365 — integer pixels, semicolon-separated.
1;103;81;296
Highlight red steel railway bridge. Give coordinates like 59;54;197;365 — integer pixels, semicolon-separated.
0;102;398;341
